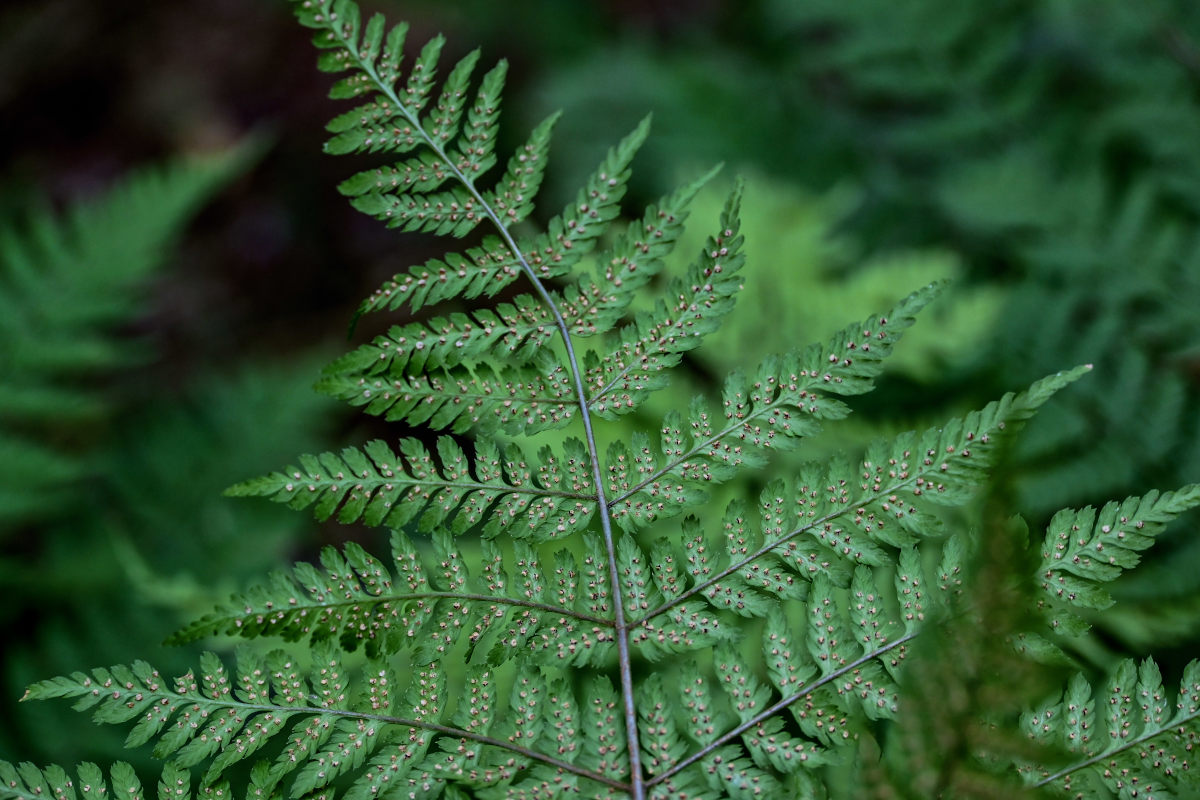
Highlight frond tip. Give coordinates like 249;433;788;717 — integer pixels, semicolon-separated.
1037;483;1200;636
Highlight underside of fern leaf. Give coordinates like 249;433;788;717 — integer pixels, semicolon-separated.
8;3;1200;800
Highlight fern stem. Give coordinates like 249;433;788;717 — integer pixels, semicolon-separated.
415;95;648;800
1031;704;1200;789
645;631;917;788
323;31;647;799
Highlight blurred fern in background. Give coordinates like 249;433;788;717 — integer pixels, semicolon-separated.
0;146;342;767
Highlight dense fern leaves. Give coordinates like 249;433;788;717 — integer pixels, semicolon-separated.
11;3;1200;800
604;282;956;528
1021;659;1200;798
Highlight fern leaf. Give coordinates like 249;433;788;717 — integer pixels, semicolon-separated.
169;530;613;667
316;352;580;435
1021;658;1200;798
226;436;594;538
479;112;559;228
353;235;524;319
524;116;651;281
570;164;723;337
0;761;151;800
579;678;630;786
1037;483;1200;636
605;282;946;528
637;675;689;779
586;182;746;418
325;296;561;377
20;650;629;799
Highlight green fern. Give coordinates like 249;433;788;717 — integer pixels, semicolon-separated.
0;141;261;525
1020;659;1200;797
5;4;1200;799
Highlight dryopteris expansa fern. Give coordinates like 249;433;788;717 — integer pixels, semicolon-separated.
4;3;1200;799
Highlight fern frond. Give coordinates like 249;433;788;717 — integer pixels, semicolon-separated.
226;436;594;538
0;761;186;800
19;3;1200;798
326;297;562;377
169;529;616;666
19;650;632;799
585;183;746;418
316;357;577;434
1020;659;1200;798
603;282;949;528
1037;483;1200;636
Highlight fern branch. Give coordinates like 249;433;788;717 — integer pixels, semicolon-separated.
606;283;944;528
1029;707;1200;792
316;358;580;435
227;436;594;539
1037;483;1200;636
20;656;627;793
636;365;1092;625
170;531;617;666
1023;659;1200;796
646;631;919;788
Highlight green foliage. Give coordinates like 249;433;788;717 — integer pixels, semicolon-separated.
530;0;1200;521
1020;659;1200;797
661;176;1005;384
4;3;1199;800
0;142;261;524
0;144;344;770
